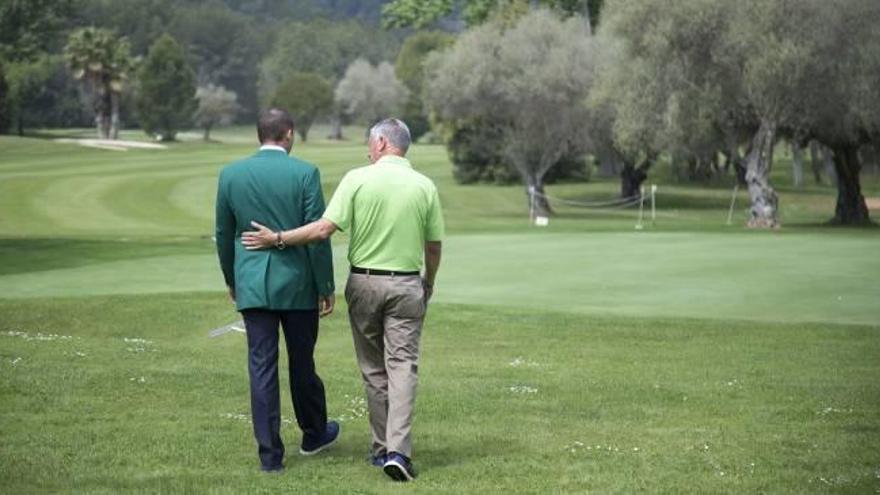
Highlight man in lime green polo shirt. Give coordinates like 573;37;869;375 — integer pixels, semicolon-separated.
242;118;443;482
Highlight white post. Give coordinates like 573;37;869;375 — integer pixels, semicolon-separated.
528;185;535;224
650;184;657;225
726;183;739;225
635;186;645;230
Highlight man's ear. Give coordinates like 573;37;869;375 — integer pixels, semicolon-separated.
286;129;294;140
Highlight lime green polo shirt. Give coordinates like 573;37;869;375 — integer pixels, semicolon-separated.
323;154;444;272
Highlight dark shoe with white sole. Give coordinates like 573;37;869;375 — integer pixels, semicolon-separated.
383;452;417;482
299;421;340;456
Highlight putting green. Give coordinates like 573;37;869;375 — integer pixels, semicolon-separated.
1;232;876;325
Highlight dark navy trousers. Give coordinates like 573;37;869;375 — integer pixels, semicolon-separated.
241;309;328;469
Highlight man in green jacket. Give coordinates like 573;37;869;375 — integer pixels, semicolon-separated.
215;108;339;472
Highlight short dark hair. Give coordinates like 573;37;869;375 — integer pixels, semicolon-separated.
257;108;295;143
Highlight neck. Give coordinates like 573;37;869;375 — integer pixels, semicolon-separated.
261;141;289;152
379;150;405;160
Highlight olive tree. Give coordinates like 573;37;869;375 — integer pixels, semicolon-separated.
395;31;454;141
597;0;880;227
334;59;408;128
594;0;851;227
194;84;239;141
793;0;879;224
270;72;333;142
589;33;668;198
425;9;593;217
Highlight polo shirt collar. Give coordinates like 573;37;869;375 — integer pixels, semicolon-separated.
259;144;287;153
375;154;412;168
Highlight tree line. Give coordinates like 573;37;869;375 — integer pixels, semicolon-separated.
0;0;405;140
397;0;876;226
1;0;876;225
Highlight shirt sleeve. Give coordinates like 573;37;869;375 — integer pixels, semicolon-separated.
322;171;355;232
425;185;445;241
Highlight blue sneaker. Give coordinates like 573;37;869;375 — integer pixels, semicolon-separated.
369;452;387;467
299;421;340;456
383;452;417;482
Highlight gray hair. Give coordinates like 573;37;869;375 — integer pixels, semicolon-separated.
369;118;411;154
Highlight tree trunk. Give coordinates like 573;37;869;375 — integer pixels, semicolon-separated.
621;153;656;199
298;126;309;142
733;160;747;186
526;175;552;219
686;156;698;181
821;145;837;186
203;124;212;141
620;163;647;199
790;141;804;188
110;91;120;140
723;131;746;185
809;140;823;184
744;118;779;228
620;152;656;199
829;144;871;225
722;149;743;181
670;150;686;180
96;100;111;139
94;78;112;140
328;115;343;140
709;152;721;177
596;146;621;177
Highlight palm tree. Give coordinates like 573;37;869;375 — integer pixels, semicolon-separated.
64;28;134;140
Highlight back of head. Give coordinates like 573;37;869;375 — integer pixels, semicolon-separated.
369;118;412;154
257;108;295;143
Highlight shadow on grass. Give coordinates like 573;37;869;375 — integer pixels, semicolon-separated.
785;220;879;230
20;129;101;140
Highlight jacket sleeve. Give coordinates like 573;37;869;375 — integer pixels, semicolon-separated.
303;167;335;296
215;170;236;289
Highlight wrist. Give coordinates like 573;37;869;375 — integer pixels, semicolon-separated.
275;231;286;250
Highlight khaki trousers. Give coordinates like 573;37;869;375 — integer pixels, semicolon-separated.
345;272;425;458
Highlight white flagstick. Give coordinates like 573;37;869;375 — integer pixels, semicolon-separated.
726;183;739;225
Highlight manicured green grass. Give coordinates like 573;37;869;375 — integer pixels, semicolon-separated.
1;232;878;325
1;295;878;493
3;130;877;239
0;129;878;493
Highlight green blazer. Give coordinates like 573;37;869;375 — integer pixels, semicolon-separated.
215;148;334;311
